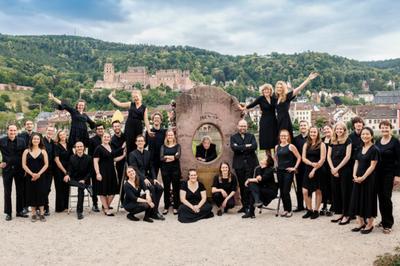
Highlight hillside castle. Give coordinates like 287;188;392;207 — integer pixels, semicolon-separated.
94;63;193;91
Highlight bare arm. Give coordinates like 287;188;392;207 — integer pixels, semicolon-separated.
327;146;334;169
143;108;152;133
108;92;131;108
37;150;49;176
316;143;326;169
93;157;101;177
289;144;302;169
302;144;313;166
353;160;359;179
359;161;378;182
179;190;193;209
197;191;208;208
293;72;319;96
48;93;62;105
22;150;34;176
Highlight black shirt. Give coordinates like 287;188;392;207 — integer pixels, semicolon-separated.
67;154;93;183
356;145;379;177
195;143;217;162
255;166;277;189
123;180;147;209
111;133;126;157
294;134;307;156
160;144;181;169
128;149;155;180
349;131;362;161
277;144;296;170
180;181;206;205
376;137;400;177
145;127;166;161
0;136;26;172
330;138;352;167
212;174;237;194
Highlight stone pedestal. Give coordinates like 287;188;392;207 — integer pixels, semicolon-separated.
176;86;242;195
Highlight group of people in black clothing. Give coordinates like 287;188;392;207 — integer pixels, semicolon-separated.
1;72;399;233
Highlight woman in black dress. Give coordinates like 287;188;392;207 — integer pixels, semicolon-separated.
274;129;301;218
108;90;152;154
327;122;352;225
238;83;277;153
48;93;96;149
245;154;278;218
54;130;72;212
93;132;126;216
301;126;326;219
22;133;49;222
211;162;237;216
350;127;379;234
320;124;333;216
123;166;155;222
376;120;400;234
160;129;181;215
178;169;214;223
274;72;319;139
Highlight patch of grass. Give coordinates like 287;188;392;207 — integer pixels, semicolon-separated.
374;247;400;266
0;90;32;112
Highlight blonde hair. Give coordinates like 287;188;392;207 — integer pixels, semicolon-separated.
201;135;212;144
259;83;274;95
164;129;177;146
331;122;348;144
131;90;142;102
275;81;288;102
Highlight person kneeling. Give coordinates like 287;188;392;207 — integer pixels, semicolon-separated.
123;166;156;223
178;169;214;223
244;155;278;218
64;141;93;220
211;162;237;216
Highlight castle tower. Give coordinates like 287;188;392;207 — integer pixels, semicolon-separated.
104;63;115;83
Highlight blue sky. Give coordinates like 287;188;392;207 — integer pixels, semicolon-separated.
0;0;399;60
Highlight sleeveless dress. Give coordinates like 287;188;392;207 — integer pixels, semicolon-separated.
26;151;47;206
303;143;325;193
275;91;296;139
125;102;146;154
93;145;120;196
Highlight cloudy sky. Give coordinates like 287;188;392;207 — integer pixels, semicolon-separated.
0;0;398;61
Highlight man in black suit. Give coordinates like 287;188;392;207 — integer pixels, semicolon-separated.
0;124;28;221
18;120;35;148
43;125;55;216
293;120;309;212
128;135;164;221
196;136;217;162
230;119;259;218
88;123;104;212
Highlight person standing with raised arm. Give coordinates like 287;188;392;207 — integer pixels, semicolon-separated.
48;93;96;149
108;90;153;154
274;72;319;139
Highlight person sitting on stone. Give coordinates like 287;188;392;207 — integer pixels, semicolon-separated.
244;154;278;218
195;136;217;162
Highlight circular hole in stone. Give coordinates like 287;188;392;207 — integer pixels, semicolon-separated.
192;123;223;164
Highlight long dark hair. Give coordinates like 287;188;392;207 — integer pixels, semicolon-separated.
218;161;232;182
29;132;44;150
126;166;140;188
361;127;374;146
306;126;322;150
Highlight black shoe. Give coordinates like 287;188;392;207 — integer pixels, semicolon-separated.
361;226;374;234
39;215;46;222
127;213;139;221
143;216;154;223
331;216;343;223
351;225;366;232
86;186;93;197
77;213;84;220
5;214;12;221
16;212;29;218
310;211;319;220
44;209;50;216
302;210;313;219
293;208;305;213
109;206;114;210
325;211;333;217
217;209;223;216
253;201;263;208
237;207;246;213
339;218;350;225
319;209;326;216
242;212;255;219
151;212;165;221
224;207;228;213
92;205;100;212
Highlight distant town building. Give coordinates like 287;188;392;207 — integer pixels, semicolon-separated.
373;91;400;105
355;93;374;103
364;107;399;133
94;63;194;91
361;80;370;92
291;102;313;124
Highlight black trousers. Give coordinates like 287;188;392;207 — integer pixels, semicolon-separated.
146;180;163;212
44;171;53;211
331;168;352;216
378;175;395;229
235;166;254;208
248;183;277;213
152;158;161;178
91;175;98;206
68;179;90;213
161;167;180;209
295;165;305;209
54;170;70;212
212;192;235;210
125;202;153;217
2;169;25;215
115;161;125;203
277;169;294;212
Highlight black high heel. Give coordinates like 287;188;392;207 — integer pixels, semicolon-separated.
338;217;350;225
351;224;366;232
331;216;343;223
361;226;374;234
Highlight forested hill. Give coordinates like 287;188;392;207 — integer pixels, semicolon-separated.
0;34;399;112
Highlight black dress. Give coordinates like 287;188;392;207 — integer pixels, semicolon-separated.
211;174;238;209
246;96;278;149
160;144;181;209
303;143;325;193
125;102;146;154
57;100;96;148
93;145;119;196
350;145;379;218
54;143;72;212
25;151;47;207
329;138;352;216
178;181;214;223
275;91;296;139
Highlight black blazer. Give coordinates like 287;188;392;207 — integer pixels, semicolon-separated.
195;143;217;162
128;149;156;180
0;136;26;173
230;132;259;170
